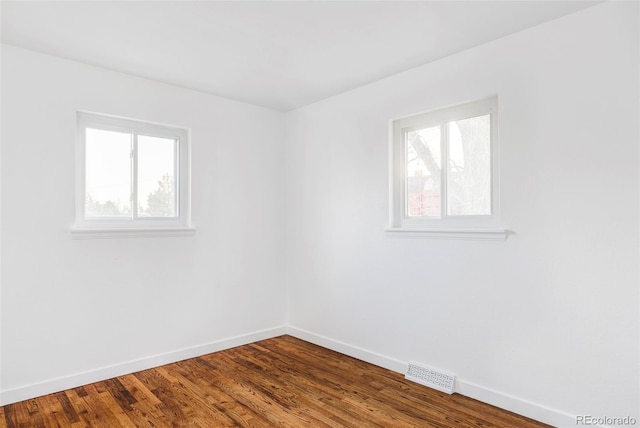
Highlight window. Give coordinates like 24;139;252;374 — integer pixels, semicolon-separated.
74;111;192;237
388;97;505;239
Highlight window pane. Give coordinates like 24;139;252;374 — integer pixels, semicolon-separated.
447;114;491;216
85;128;132;218
406;126;441;217
137;135;177;217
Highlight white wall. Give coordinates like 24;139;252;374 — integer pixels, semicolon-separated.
285;3;639;426
1;45;286;403
1;2;638;425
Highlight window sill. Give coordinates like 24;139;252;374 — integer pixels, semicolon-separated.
70;226;196;240
385;227;508;241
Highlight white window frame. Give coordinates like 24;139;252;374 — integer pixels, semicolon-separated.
72;111;193;238
387;96;506;240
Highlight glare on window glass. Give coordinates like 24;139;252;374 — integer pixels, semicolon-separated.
85;128;132;218
137;135;177;217
406;126;441;217
447;114;491;216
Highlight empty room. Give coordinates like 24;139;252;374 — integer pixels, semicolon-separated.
1;1;638;427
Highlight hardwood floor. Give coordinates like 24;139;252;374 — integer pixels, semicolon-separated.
1;335;550;427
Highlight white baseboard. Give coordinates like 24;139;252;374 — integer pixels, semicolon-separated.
286;326;576;427
286;326;407;373
0;326;287;406
0;325;581;427
456;380;576;427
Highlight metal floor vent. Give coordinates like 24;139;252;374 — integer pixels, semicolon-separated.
405;362;455;394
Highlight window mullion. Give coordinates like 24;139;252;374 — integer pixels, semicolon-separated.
132;131;138;220
441;122;448;219
174;138;179;216
403;130;409;218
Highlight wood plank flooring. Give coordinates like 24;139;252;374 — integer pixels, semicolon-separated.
0;335;550;427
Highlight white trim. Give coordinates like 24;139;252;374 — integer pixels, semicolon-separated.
456;380;578;428
0;324;587;426
75;111;192;233
0;326;287;406
70;226;196;239
286;327;576;427
286;327;407;374
390;96;501;234
385;227;508;241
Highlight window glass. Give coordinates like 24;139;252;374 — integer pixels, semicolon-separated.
85;128;132;218
137;135;177;217
406;126;441;217
447;114;491;216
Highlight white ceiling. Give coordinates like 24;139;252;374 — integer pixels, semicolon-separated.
1;1;599;111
